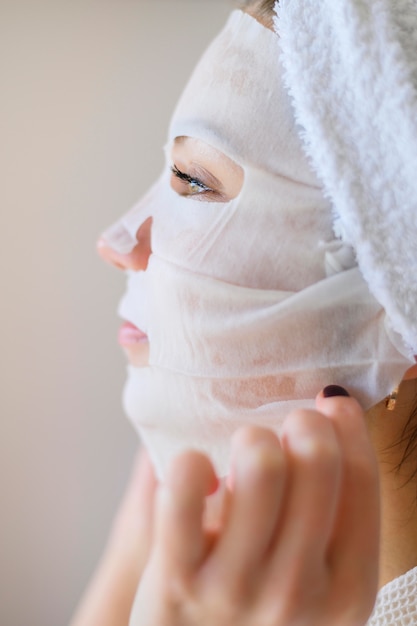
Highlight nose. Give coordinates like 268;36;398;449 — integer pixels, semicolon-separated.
97;217;153;271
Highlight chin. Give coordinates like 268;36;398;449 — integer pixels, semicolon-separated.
122;343;150;368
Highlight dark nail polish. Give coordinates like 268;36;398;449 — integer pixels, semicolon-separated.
323;385;350;398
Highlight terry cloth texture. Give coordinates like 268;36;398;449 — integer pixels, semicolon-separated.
367;567;417;625
276;0;417;357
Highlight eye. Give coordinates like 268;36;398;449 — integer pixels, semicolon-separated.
170;165;214;198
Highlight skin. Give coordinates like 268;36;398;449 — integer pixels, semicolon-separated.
131;395;381;626
367;376;417;588
80;3;417;622
69;450;157;626
71;135;417;626
97;137;244;368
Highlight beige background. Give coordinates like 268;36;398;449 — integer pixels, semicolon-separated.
0;1;232;624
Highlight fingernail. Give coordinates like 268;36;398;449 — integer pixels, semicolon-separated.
322;385;350;398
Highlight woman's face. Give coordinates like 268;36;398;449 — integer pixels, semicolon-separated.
95;10;411;479
97;8;321;376
98;137;244;368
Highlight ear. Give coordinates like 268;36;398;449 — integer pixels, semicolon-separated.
403;360;417;381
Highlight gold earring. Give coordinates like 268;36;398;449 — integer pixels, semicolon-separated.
385;385;400;411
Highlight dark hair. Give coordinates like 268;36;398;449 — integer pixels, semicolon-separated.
393;396;417;486
239;0;277;24
241;0;276;11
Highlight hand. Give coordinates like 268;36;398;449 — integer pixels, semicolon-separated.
70;447;158;626
106;447;157;571
130;392;380;626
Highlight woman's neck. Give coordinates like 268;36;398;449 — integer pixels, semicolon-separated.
367;378;417;588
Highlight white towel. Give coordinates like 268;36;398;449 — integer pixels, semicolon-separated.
276;0;417;356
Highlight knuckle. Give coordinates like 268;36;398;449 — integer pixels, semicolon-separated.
233;425;279;449
290;434;340;468
285;407;320;426
284;409;333;440
303;438;339;464
282;410;342;467
244;443;285;480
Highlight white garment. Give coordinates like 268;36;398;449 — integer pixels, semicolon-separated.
367;567;417;625
276;0;417;356
103;10;413;480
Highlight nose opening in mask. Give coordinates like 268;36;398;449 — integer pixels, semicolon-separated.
100;219;138;255
99;216;153;272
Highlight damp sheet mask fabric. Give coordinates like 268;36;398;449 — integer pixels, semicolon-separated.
103;10;413;480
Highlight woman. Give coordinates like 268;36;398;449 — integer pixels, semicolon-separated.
71;0;417;624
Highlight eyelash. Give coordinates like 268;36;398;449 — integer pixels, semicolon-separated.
170;165;213;196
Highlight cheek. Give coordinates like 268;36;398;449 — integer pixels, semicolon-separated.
151;191;236;267
211;375;297;410
152;200;332;292
149;164;334;292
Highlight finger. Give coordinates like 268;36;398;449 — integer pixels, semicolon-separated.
209;427;286;592
203;479;230;534
118;447;158;549
268;410;342;587
107;448;158;569
315;391;380;600
153;450;217;574
133;447;158;513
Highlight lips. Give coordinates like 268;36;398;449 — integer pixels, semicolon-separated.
118;321;148;347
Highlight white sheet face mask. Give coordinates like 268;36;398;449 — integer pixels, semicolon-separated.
102;11;413;479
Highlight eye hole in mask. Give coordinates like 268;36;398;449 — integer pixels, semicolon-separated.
170;136;244;203
170;164;217;198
